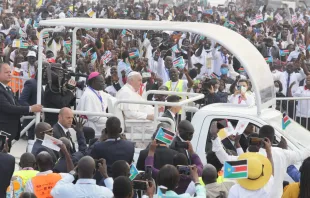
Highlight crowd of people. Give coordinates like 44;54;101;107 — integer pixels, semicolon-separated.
1;0;310;197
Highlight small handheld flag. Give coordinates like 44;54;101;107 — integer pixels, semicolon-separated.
155;127;175;145
172;56;185;69
121;29;132;37
264;56;273;63
224;160;248;179
229;21;235;27
100;51;112;64
12;39;29;49
87;8;95;17
43;32;50;39
255;14;264;24
129;50;139;59
279;50;290;56
203;9;213;15
171;44;180;53
282;113;291;130
129;164;139;180
67;10;73;18
238;67;245;73
210;72;220;79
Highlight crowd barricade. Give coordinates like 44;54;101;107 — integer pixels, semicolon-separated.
276;97;310;130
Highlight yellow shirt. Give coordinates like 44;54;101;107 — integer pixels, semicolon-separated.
282;182;300;198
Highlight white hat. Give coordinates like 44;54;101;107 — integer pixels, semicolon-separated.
27;51;36;57
127;71;141;78
59;12;66;19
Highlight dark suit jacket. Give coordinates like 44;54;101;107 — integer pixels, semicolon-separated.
240;134;249;152
53;128;87;173
161;110;177;131
53;123;77;153
136;146;179;171
0;84;29;140
221;138;237;153
44;86;75;126
31;139;58;163
90;139;135;176
19;78;43;106
170;136;191;164
0;153;15;197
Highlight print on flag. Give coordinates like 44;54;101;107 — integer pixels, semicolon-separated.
279;50;289;56
173;56;185;69
100;50;112;64
129;164;139;180
129;50;139;59
265;56;273;63
210;72;219;79
155;127;175;145
282;113;291;130
224;160;248;179
87;8;95;17
171;44;180;53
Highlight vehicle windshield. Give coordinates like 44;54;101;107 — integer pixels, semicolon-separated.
266;114;310;149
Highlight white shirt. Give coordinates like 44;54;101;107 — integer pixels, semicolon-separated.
212;49;228;76
228;93;255;106
24;170;69;193
272;70;283;82
51;174;113;198
228;177;274;198
293;86;310;118
19;61;35;79
212;137;310;198
77;87;112;136
116;84;154;120
280;70;306;96
157;57;170;84
105;85;118;97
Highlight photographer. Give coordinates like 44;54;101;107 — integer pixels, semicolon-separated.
146;139;203;194
43;63;76;126
51;156;113;198
156;164;206;198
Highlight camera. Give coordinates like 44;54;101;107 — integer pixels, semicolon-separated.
175;141;189;149
177;165;190;176
132;180;148;191
249;137;265;148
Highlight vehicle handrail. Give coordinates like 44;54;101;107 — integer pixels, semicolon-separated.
276;97;310;100
157;117;176;133
42;108;114;117
144;90;204;99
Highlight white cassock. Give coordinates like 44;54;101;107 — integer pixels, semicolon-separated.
77;87;113;137
116;84;154;120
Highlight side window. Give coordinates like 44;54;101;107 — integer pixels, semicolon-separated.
205;118;260;154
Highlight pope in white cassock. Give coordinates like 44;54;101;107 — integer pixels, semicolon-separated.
116;72;155;142
77;72;113;137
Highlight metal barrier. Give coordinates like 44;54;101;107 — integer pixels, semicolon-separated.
9;75;31;98
276;97;310;130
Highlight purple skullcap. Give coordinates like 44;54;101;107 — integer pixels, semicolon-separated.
88;72;100;80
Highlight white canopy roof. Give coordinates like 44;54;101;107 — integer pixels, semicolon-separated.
40;18;275;115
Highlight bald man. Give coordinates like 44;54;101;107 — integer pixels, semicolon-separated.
51;156;113;198
31;122;58;163
53;107;74;139
6;153;38;198
25;152;68;195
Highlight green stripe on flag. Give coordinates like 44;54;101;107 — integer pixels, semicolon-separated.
157;136;172;144
225;172;247;179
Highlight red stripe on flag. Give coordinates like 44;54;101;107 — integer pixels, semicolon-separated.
234;165;247;172
164;133;174;141
283;116;289;123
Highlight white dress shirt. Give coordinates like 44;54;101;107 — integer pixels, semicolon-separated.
280;70;306;96
228;93;255;106
228;176;274;198
292;86;310;118
272;70;283;82
212;137;310;198
116;84;154;120
24;170;69;193
51;174;113;198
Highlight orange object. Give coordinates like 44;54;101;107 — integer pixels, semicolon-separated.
8;70;23;93
32;173;61;198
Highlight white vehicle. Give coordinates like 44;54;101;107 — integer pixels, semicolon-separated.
35;18;310;166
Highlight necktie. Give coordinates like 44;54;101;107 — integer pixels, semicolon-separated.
66;131;76;153
6;86;15;104
286;73;291;97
